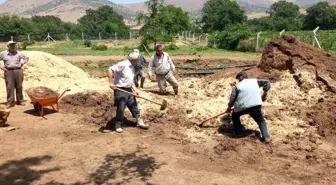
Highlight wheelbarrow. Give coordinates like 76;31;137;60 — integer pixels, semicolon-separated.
27;88;71;117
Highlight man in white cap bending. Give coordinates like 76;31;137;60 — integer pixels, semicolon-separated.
108;52;149;133
0;41;29;108
133;49;147;88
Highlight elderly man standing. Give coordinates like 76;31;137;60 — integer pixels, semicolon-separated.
108;52;149;133
225;71;271;143
133;49;147;88
0;41;29;108
148;45;179;95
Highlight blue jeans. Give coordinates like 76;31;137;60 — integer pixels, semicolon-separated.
232;105;270;140
114;88;140;123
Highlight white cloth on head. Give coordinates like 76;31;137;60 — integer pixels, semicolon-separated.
134;49;140;54
128;52;139;60
110;60;135;88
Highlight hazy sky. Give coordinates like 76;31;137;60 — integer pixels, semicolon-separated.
0;0;147;3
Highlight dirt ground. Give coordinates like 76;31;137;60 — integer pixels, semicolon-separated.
0;35;336;185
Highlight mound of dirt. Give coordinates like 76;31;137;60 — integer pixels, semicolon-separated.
61;91;117;125
260;34;336;93
306;100;336;142
0;51;109;102
26;87;59;98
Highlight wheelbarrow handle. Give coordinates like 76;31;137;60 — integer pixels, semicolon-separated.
58;89;71;100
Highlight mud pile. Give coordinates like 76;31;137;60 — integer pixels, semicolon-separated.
260;34;336;93
26;87;59;98
0;105;10;126
61;91;116;125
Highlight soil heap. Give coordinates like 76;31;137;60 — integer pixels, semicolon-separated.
26;87;59;98
0;51;109;102
0;105;10;126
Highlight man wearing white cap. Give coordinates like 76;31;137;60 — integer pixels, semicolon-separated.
0;41;29;108
108;52;149;133
133;49;147;88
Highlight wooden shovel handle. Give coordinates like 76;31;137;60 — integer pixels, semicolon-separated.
114;87;162;106
201;112;228;124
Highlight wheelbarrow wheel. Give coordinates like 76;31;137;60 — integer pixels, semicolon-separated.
33;103;42;113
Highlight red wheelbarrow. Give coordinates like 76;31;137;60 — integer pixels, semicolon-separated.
26;88;71;117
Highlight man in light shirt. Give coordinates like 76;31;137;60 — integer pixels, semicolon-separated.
0;41;29;108
108;52;149;133
148;45;179;95
225;71;271;143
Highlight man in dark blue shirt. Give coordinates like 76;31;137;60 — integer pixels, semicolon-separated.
133;49;146;88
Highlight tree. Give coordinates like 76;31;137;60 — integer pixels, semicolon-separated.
201;0;246;33
303;2;336;30
78;5;129;38
268;0;302;31
155;5;190;34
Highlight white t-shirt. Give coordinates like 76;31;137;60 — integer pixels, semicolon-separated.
110;60;135;88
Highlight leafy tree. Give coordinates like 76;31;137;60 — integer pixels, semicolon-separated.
201;0;246;32
303;2;336;30
268;0;302;31
78;5;129;38
155;5;190;34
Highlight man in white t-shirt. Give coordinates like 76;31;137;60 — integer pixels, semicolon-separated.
108;52;149;133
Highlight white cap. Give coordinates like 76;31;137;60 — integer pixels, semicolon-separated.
128;52;139;60
7;41;16;45
133;49;140;54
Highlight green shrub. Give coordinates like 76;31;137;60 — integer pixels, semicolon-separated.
165;43;179;50
20;41;35;50
84;40;92;47
91;44;108;51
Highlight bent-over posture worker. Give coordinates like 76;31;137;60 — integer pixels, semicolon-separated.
133;49;146;88
148;45;179;95
108;52;149;133
225;71;271;143
0;41;29;108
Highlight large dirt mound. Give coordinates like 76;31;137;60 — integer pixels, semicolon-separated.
260;34;336;93
0;51;109;102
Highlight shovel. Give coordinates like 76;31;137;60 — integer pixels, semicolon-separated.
114;87;168;111
198;112;229;127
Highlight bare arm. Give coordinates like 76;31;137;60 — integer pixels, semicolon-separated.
257;79;271;101
148;56;154;78
0;52;6;71
108;68;116;89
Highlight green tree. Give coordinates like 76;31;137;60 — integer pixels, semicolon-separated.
268;0;302;31
303;2;336;30
201;0;246;32
155;5;190;34
78;5;129;39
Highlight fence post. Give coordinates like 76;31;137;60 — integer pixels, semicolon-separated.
280;29;285;36
99;32;101;40
205;34;209;47
66;33;69;41
115;32;117;41
11;36;13;41
193;33;195;42
199;35;202;45
256;31;262;52
130;32;132;40
28;34;30;42
82;32;84;41
313;27;321;48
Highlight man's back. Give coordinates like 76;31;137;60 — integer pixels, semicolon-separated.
234;79;263;113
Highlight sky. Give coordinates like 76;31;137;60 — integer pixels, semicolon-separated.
0;0;147;3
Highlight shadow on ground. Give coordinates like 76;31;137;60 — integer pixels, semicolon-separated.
44;152;164;185
0;155;59;185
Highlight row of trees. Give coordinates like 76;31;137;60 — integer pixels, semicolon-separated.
0;6;130;42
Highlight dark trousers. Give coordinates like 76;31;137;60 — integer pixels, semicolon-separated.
134;70;145;88
114;88;140;123
4;69;24;105
232;105;270;140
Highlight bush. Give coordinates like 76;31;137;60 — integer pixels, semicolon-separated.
165;43;179;50
212;23;253;50
20;41;35;50
84;40;92;47
91;44;108;51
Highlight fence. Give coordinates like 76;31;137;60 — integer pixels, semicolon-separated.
0;32;140;42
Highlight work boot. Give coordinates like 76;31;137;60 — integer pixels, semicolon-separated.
115;122;123;133
137;117;149;130
264;137;271;144
173;86;179;95
140;78;145;88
